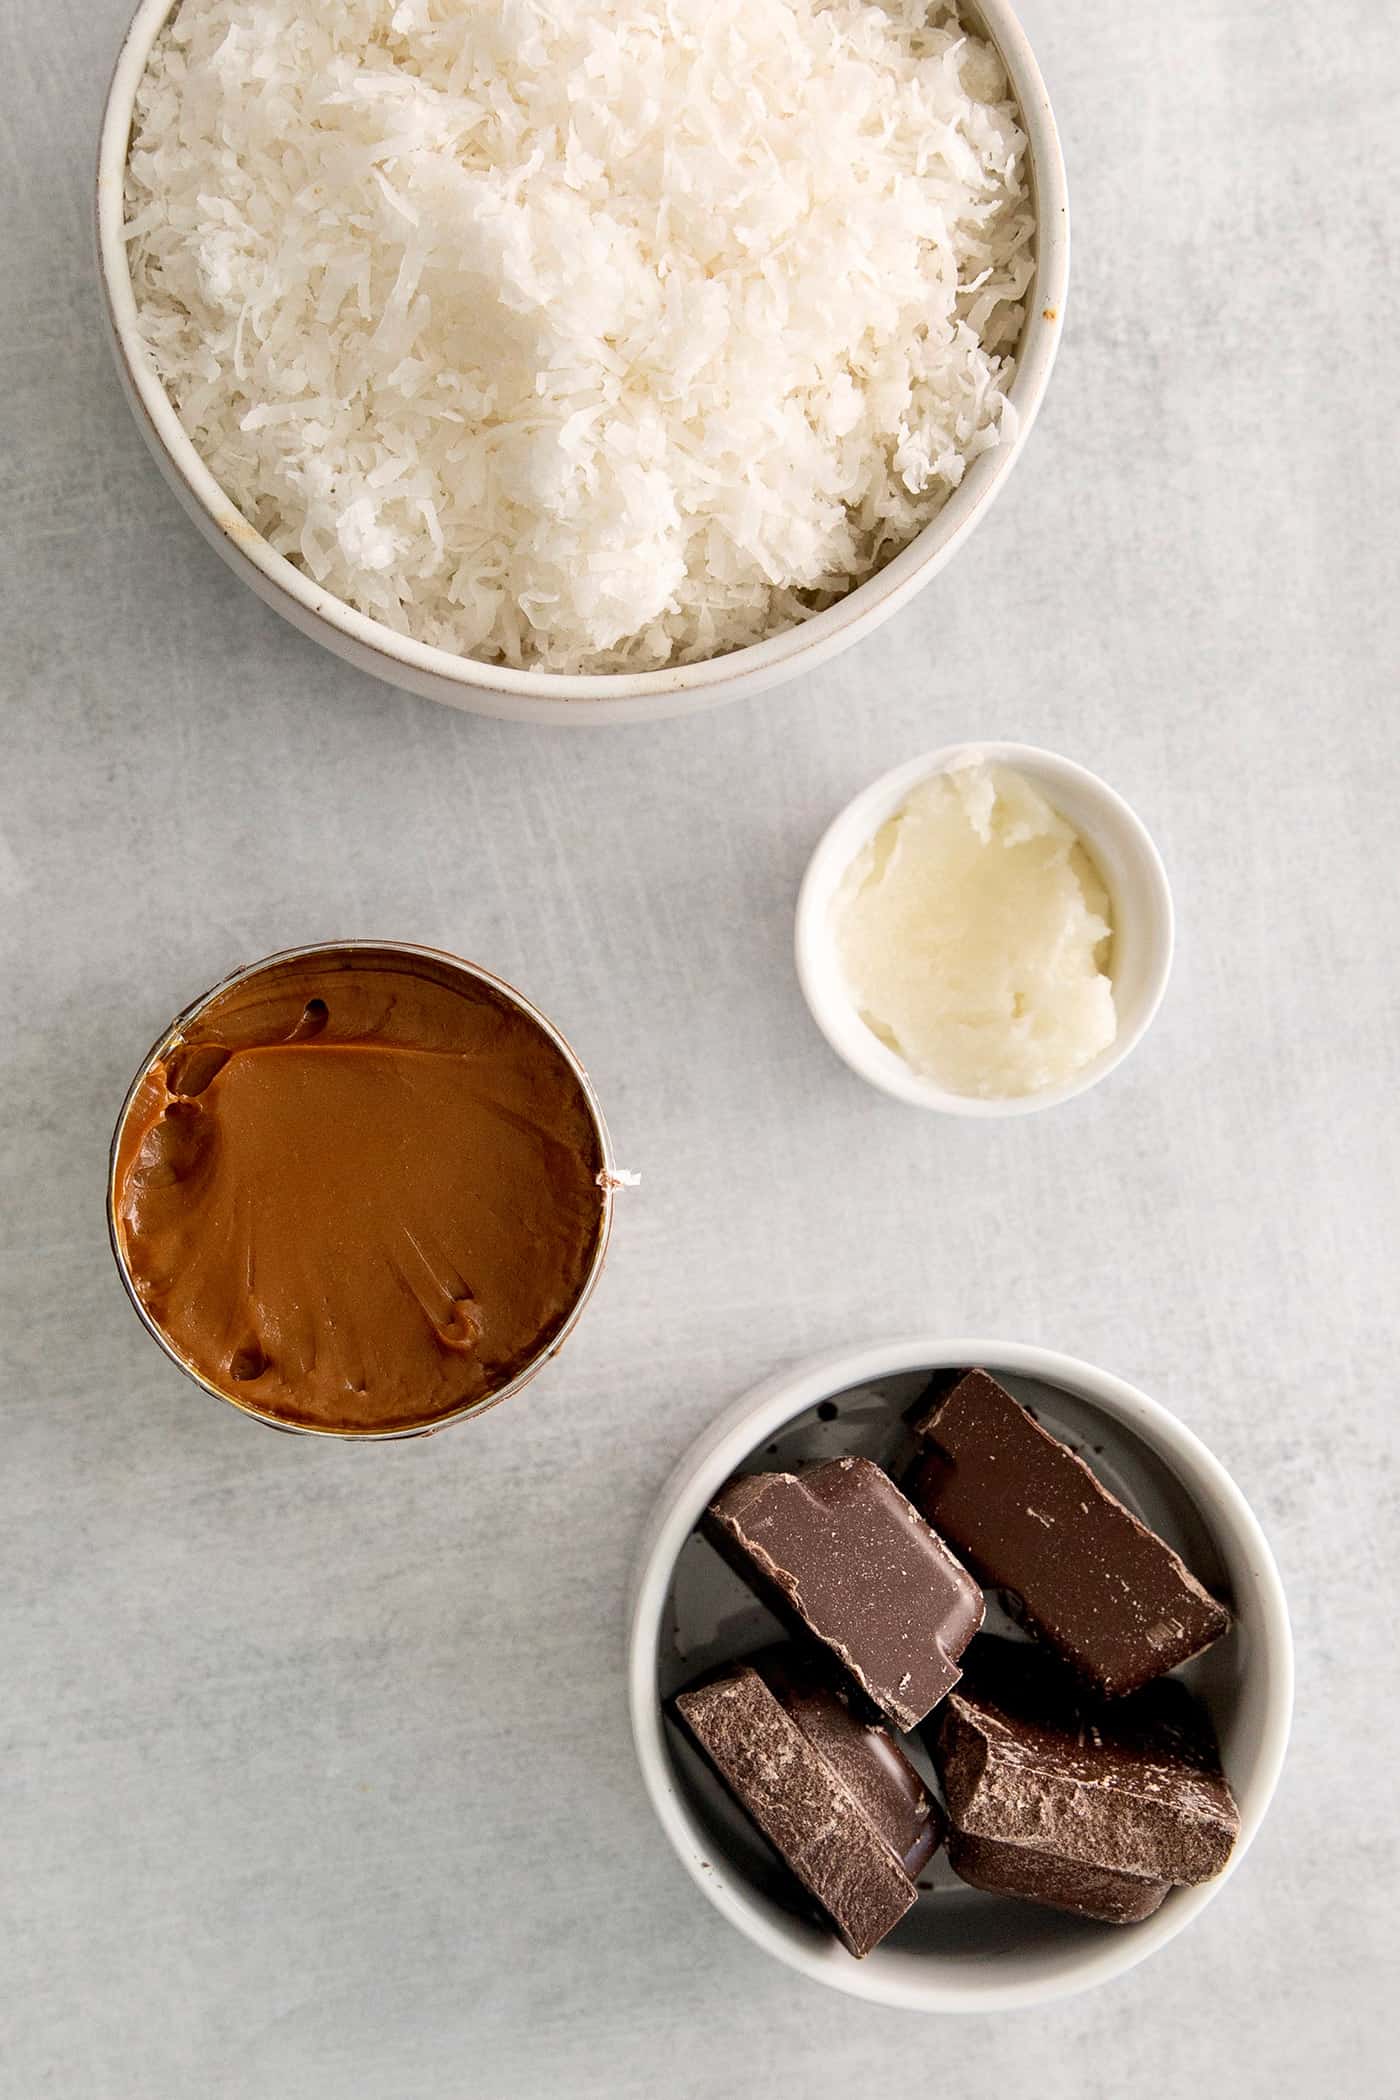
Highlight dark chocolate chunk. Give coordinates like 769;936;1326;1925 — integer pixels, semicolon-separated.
944;1833;1171;1924
754;1649;942;1879
674;1665;922;1957
706;1457;984;1730
930;1638;1240;1923
909;1369;1229;1697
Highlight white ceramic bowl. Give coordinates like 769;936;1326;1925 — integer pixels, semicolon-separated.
96;0;1069;725
628;1338;1292;2012
795;743;1174;1115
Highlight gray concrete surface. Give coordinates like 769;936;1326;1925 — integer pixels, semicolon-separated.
2;2;1395;2093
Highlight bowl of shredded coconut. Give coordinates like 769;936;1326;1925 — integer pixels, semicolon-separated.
98;0;1067;721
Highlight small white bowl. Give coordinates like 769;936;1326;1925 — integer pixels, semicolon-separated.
627;1339;1293;2013
96;0;1069;725
795;743;1174;1115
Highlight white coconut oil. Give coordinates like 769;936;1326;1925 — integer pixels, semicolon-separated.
830;762;1117;1099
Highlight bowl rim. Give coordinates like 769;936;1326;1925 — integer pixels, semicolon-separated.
626;1337;1294;2012
95;0;1070;716
793;742;1176;1116
106;938;619;1440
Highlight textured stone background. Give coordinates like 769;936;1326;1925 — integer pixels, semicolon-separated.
2;2;1393;2093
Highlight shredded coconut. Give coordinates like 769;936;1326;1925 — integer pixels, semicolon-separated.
125;0;1034;674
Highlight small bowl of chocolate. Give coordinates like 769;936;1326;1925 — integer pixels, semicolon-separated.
108;941;624;1438
628;1339;1292;2010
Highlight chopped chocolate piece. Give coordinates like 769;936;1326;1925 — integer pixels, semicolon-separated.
754;1648;942;1879
944;1833;1171;1924
706;1457;984;1730
909;1369;1230;1696
930;1639;1240;1923
674;1666;921;1957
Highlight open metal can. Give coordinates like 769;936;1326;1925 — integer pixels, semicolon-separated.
108;940;623;1440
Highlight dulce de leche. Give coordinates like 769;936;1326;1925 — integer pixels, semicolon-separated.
111;946;609;1434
